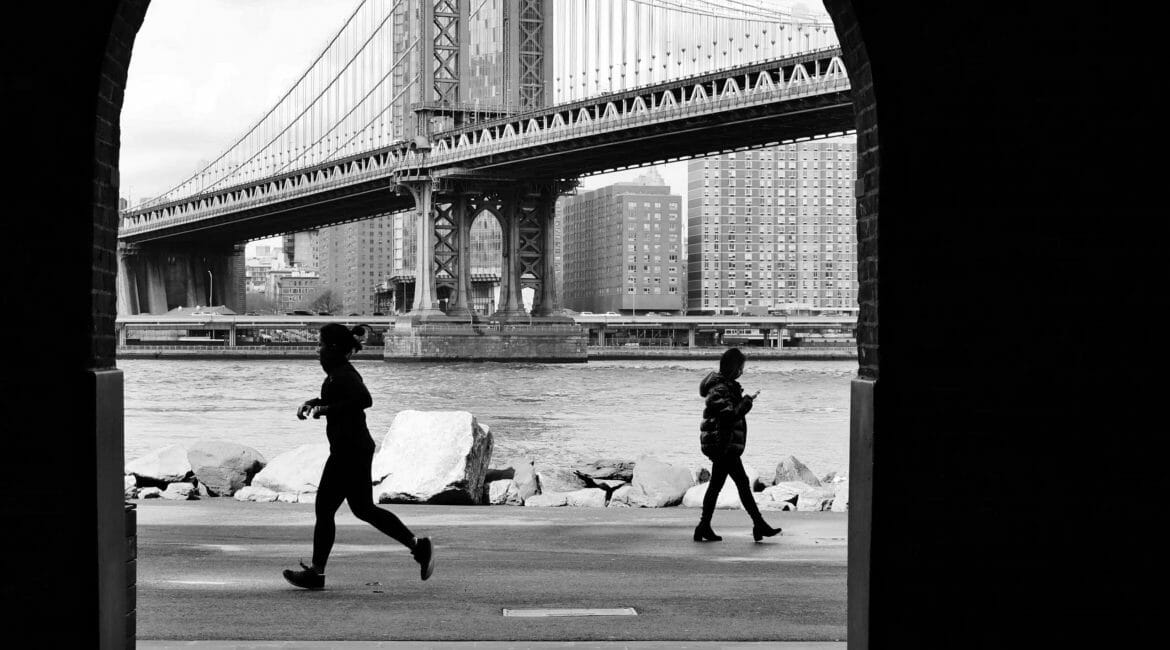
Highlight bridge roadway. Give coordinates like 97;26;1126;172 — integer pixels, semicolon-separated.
119;48;851;246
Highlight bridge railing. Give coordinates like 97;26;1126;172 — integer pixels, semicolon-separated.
427;55;850;166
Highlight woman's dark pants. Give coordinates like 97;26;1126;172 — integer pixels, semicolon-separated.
312;451;415;569
700;454;766;525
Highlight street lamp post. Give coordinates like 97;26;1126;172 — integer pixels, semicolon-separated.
207;269;214;307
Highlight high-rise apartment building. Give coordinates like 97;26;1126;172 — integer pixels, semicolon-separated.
687;139;857;314
561;169;684;314
282;230;319;270
316;215;395;314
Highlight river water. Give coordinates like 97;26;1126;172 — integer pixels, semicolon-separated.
122;358;855;478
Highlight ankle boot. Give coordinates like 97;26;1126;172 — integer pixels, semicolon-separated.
694;521;722;542
752;521;782;542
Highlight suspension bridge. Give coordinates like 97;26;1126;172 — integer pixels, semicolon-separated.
117;0;852;360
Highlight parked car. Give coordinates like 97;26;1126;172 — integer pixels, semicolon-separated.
579;311;594;315
604;311;620;316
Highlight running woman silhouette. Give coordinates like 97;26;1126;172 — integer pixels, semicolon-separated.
282;323;434;589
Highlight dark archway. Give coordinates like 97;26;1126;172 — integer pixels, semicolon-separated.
4;1;1151;647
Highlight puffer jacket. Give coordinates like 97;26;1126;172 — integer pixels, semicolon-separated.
699;371;753;459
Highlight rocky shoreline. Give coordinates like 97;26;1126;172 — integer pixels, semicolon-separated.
125;410;848;513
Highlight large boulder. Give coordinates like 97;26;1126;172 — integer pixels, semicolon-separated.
772;456;822;487
536;467;587;493
125;444;192;487
511;459;540;501
680;463;761;509
251;444;329;494
124;475;137;499
607;485;633;507
574;459;635;482
565;488;607;507
186;439;266;497
628;457;695;507
761;481;836;512
487;479;522;505
161;482;197;500
372;410;493;505
234;485;278;502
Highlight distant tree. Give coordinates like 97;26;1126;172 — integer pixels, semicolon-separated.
300;288;344;314
245;291;278;314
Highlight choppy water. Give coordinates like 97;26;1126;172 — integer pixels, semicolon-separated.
122;358;855;478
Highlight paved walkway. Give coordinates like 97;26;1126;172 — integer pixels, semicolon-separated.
135;500;847;644
140;643;846;649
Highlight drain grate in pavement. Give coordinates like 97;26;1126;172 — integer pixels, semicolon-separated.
503;607;638;617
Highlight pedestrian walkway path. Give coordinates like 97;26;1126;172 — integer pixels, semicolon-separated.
135;501;847;643
140;642;846;649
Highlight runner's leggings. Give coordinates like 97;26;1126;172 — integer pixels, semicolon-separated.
313;451;415;569
700;454;765;525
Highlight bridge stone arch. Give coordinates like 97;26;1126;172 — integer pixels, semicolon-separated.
468;207;504;317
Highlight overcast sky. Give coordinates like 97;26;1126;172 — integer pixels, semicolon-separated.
122;0;828;251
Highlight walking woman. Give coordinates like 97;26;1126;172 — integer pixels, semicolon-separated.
282;323;434;590
695;347;783;543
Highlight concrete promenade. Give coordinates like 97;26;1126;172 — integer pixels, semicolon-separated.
135;500;847;645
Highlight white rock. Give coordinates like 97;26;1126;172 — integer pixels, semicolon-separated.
161;482;196;500
536;467;587;493
137;487;161;499
607;485;633;507
761;481;836;512
123;475;137;499
506;459;540;501
573;459;635;482
680;463;761;508
830;479;849;512
772;456;823;487
251;444;329;494
186;439;266;497
628;457;695;507
126;444;192;485
372;410;493;505
565;488;607;507
298;492;317;505
234;485;278;502
488;479;520;505
525;492;569;507
277;492;299;503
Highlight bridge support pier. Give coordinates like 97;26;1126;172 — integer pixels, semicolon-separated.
402;180;446;321
116;242;246;315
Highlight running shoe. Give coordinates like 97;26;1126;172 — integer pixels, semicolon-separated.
282;561;325;590
412;537;435;581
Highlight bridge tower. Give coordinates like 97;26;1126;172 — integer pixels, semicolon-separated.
386;1;584;359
